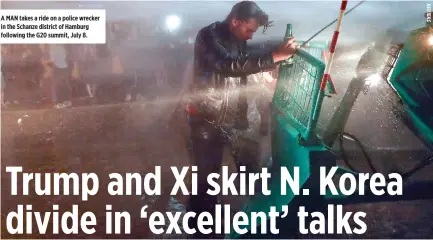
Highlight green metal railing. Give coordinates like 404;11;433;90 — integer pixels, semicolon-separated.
272;48;326;142
229;22;433;240
227;46;328;239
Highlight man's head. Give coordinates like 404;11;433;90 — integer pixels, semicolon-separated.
226;1;271;41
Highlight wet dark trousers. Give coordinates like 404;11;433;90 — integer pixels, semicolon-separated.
185;114;263;238
52;67;72;103
185;115;225;239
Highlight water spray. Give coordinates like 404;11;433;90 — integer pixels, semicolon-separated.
300;0;366;48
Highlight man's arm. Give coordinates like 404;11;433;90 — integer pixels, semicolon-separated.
195;28;277;77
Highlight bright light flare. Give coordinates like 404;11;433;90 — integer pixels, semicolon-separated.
365;73;382;87
166;15;181;32
429;35;433;46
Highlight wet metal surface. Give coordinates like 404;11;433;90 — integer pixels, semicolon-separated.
315;45;433;238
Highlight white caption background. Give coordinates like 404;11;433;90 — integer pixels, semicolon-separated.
0;9;106;44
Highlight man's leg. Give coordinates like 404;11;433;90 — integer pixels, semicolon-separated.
258;91;271;136
60;67;72;103
121;75;135;102
1;75;5;106
231;136;265;198
53;67;72;107
232;136;261;173
1;87;4;106
51;68;58;104
186;116;225;238
86;83;95;98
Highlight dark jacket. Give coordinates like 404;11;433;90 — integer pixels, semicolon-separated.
189;20;277;131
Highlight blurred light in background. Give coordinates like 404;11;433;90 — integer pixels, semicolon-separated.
187;37;194;44
166;15;181;32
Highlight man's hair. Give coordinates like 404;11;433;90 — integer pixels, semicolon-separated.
226;1;273;33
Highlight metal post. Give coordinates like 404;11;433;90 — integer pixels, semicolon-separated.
309;0;348;143
322;77;367;147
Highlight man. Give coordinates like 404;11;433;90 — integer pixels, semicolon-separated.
186;1;299;238
47;44;72;108
1;68;4;107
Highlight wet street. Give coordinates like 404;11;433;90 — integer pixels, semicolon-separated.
1;93;197;238
2;44;433;238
